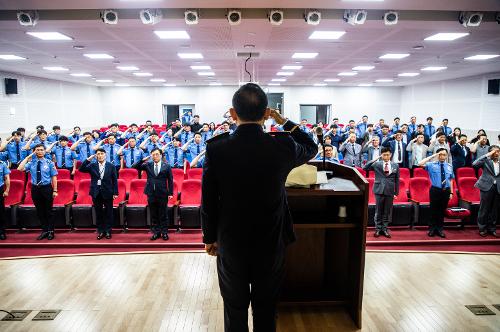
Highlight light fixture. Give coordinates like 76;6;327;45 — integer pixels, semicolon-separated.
383;11;398;25
268;9;284;25
0;54;26;60
282;65;302;70
277;72;294;76
198;72;215;76
227;10;242;25
117;66;139;71
375;79;394;82
17;11;38;26
26;32;73;40
338;72;358;76
314;83;327;86
424;32;469;41
421;66;447;71
324;78;340;82
379;53;410;59
185;9;199;25
178;53;203;59
140;9;162;25
398;72;420;77
304;10;321;25
43;66;69;71
464;54;499;60
309;31;346;40
272;78;286;82
115;83;130;87
100;9;118;25
358;83;373;87
96;79;113;83
292;52;318;59
84;53;114;59
352;65;374;71
154;30;190;39
163;83;176;87
150;78;166;82
209;82;222;86
268;83;281;86
70;73;92;77
343;10;367;25
133;72;153;77
459;12;483;27
190;65;211;70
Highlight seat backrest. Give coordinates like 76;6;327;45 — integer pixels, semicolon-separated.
9;169;25;183
75;179;93;204
53;179;75;204
4;180;25;205
367;178;376;204
409;178;431;203
128;179;148;205
114;179;127;206
456;167;476;179
412;168;428;178
180;179;202;205
73;170;91;192
168;181;179;206
119;168;139;180
394;179;409;203
399;168;410;179
187;168;203;180
172;168;186;182
24;182;33;205
57;168;71;180
457;177;480;202
355;166;366;178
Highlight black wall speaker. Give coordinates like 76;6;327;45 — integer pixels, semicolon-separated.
488;79;500;95
5;78;18;94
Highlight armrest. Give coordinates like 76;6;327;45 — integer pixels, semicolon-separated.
119;200;128;206
409;199;420;204
64;200;75;207
459;198;472;204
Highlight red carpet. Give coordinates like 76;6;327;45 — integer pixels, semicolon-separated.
0;226;498;259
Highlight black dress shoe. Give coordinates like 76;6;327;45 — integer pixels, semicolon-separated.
479;231;487;237
489;230;498;238
150;233;160;241
47;231;55;240
37;232;49;240
436;230;446;238
97;232;105;240
428;230;435;237
374;230;381;238
0;233;6;240
162;233;169;241
382;230;392;238
105;232;112;239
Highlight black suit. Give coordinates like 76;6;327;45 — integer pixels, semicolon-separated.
450;143;472;172
201;121;317;331
137;160;174;234
79;160;118;233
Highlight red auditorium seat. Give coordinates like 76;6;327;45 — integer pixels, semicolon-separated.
391;179;413;226
73;170;91;192
120;179;148;228
119;168;139;193
457;177;480;223
172;168;186;182
8;169;26;186
178;179;202;229
445;180;471;228
168;181;180;229
367;178;376;227
187;168;203;180
113;179;127;228
412;167;428;178
478;168;483;178
399;168;410;180
69;179;95;228
3;180;25;228
56;168;71;180
408;177;431;229
456;167;476;179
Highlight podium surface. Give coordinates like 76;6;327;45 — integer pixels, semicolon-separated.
282;160;368;328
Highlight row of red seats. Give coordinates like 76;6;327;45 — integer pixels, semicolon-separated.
354;166;482;180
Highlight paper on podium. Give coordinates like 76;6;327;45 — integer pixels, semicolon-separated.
286;164;328;187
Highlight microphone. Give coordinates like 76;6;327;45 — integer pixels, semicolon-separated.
315;126;326;170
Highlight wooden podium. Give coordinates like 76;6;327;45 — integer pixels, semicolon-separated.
281;160;368;328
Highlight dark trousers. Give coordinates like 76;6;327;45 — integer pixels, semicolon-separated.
429;187;450;232
477;187;499;232
374;194;393;231
148;196;169;234
93;192;113;233
0;185;6;233
217;250;285;332
31;184;54;232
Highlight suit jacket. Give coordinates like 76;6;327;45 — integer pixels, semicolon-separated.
472;155;500;193
382;138;408;168
136;160;174;199
364;159;400;196
79;160;118;199
201;121;317;255
406;141;429;169
450;143;472;170
339;141;362;167
362;145;382;161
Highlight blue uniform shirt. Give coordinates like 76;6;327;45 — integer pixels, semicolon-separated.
0;152;8;162
28;140;52;159
192;156;205;168
424;124;435;138
25;158;58;185
122;147;144;168
69;134;82;143
201;131;213;143
425;161;454;189
179;131;194;145
5;141;28;164
53;146;78;168
316;155;339;163
76;141;96;162
166;146;184;168
0;161;10;187
47;133;61;143
187;142;206;162
182;114;193;124
408;123;417;134
103;143;122;166
356;123;367;137
144;142;164;155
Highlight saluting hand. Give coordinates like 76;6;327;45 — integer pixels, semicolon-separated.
142;156;151;161
269;108;286;125
113;195;118;200
3;190;9;197
205;242;218;256
168;195;173;200
52;192;58;198
87;154;96;161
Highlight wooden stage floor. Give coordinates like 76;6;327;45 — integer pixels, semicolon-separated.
0;252;499;331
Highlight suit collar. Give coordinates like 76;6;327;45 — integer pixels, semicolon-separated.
233;123;263;136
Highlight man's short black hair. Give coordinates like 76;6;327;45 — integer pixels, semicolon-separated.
13;131;21;136
53;125;61;130
17;127;25;132
488;145;499;152
382;125;390;129
96;148;106;154
232;83;268;122
194;115;200;118
36;125;44;130
367;124;373;128
394;117;400;121
443;118;448;122
194;132;202;137
38;130;47;135
83;131;92;136
436;132;446;138
331;124;338;129
107;134;116;139
395;130;403;135
459;134;467;139
222;121;230;126
417;124;424;128
427;117;433;121
150;148;163;155
349;120;355;123
416;133;424;137
436;148;448;154
381;147;391;154
74;126;81;130
33;143;46;150
110;123;119;127
324;144;334;149
59;136;69;142
130;123;138;127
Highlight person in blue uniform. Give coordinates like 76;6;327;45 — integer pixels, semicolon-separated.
408;116;418;135
439;118;452;136
164;138;184;169
418;148;455;238
24;130;52;158
118;137;145;169
71;132;97;163
50;136;78;174
315;144;340;163
181;110;193;125
68;126;82;144
0;160;10;240
356;115;369;138
190;151;205;168
424;117;436;138
94;134;122;173
176;124;195;145
47;125;62;143
201;83;317;332
160;129;174;145
0;131;28;169
18;144;58;240
200;123;213;143
139;132;164;155
120;123;141;143
182;133;206;163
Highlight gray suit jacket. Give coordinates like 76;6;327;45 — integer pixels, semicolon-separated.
364;159;400;196
472;154;500;193
362;145;382;161
339;141;362;167
406;141;429;169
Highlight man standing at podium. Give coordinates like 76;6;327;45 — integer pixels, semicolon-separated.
201;83;317;332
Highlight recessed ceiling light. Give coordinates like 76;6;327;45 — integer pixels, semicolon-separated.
464;54;500;60
272;78;286;82
277;72;294;76
292;52;318;59
154;30;190;39
0;54;26;60
421;66;447;71
84;53;114;59
309;31;346;40
178;53;203;59
338;72;358;76
424;32;469;41
352;65;374;71
398;72;420;77
190;65;211;70
358;83;373;87
133;72;153;77
324;78;340;82
117;66;139;71
43;66;69;71
282;65;302;70
412;45;424;50
209;82;222;86
26;32;73;40
375;79;394;82
70;73;92;77
163;83;177;87
115;83;130;87
73;45;85;50
96;79;113;83
313;83;327;86
379;53;410;59
150;78;166;82
198;72;215;76
268;83;281;86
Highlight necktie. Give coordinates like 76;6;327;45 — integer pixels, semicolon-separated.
110;145;114;164
463;146;467;157
36;160;42;184
384;162;389;175
197;144;200;154
16;142;20;162
86;142;91;157
61;147;66;167
398;142;402;162
440;163;446;188
130;148;135;166
155;163;159;176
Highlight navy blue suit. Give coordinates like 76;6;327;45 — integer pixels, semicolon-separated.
382;138;408;168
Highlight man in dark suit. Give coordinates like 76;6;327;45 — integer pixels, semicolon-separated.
382;130;408;168
472;145;500;237
135;148;174;240
450;134;472;173
201;83;317;332
364;147;400;238
79;148;118;240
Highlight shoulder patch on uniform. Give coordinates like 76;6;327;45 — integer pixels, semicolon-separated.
206;132;230;144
